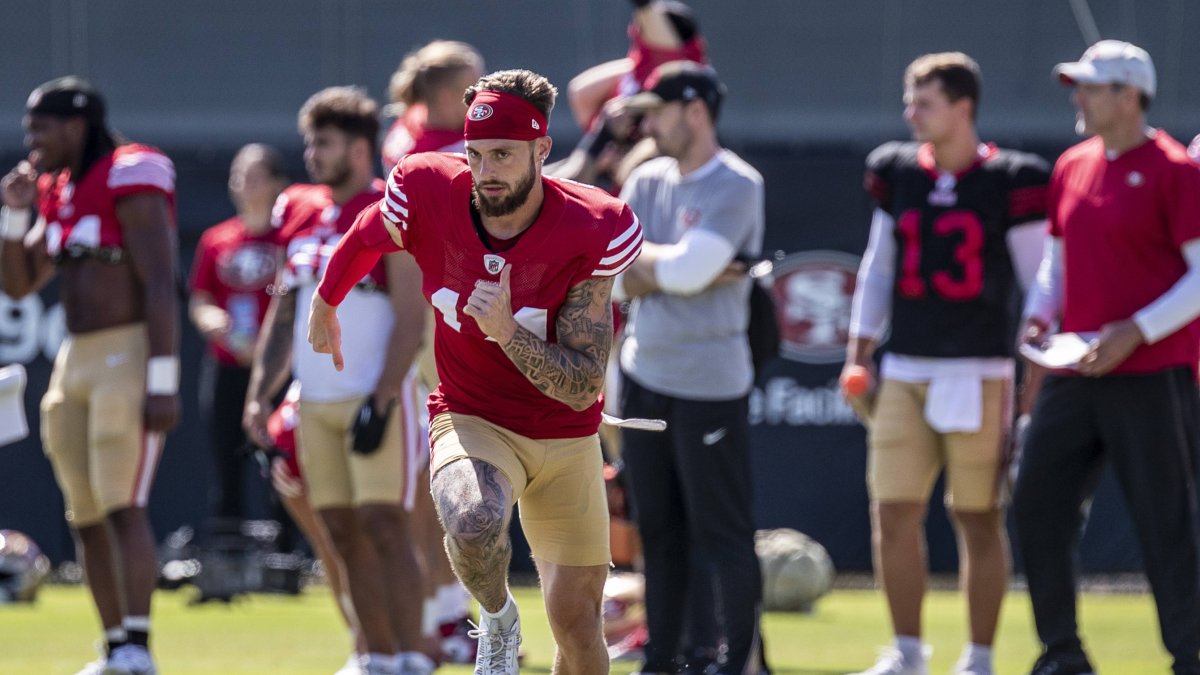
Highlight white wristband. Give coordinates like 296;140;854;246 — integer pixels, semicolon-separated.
146;356;180;395
0;207;31;242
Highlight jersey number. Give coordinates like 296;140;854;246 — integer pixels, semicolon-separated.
895;209;984;301
431;287;549;341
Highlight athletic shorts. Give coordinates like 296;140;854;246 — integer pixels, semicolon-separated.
429;412;610;567
868;377;1013;511
297;372;423;511
40;323;161;527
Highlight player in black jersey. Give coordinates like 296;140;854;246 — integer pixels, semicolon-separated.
841;53;1051;675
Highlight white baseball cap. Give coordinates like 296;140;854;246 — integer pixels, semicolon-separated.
1054;40;1156;99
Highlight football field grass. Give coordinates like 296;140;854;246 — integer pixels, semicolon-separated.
0;583;1170;674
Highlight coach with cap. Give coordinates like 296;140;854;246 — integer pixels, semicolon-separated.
1014;40;1200;675
614;60;767;675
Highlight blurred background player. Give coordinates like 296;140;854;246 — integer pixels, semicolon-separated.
0;76;180;675
242;86;430;675
188;143;288;527
382;40;485;170
1016;41;1200;675
308;68;641;675
616;61;766;675
380;38;484;663
549;0;707;191
264;382;367;675
842;53;1050;675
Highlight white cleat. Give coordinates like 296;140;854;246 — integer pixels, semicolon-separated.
400;652;437;675
102;645;157;675
334;653;364;675
468;616;522;675
74;656;107;675
849;647;930;675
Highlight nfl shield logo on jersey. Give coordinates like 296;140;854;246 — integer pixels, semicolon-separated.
484;254;505;275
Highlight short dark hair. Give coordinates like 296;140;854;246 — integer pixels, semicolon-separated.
298;86;380;146
463;69;558;121
905;52;982;120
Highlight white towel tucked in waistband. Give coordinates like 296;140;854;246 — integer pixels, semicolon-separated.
925;372;983;433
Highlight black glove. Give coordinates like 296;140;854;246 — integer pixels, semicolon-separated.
351;396;391;455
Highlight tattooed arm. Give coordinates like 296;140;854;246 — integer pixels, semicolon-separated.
464;265;613;412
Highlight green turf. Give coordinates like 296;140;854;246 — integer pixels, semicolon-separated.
0;584;1170;674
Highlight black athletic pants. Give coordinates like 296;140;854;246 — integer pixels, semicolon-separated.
1013;369;1200;674
199;356;253;520
621;374;763;674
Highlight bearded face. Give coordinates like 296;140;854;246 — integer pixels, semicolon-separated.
471;151;537;218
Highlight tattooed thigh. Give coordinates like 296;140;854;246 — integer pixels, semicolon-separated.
431;458;513;548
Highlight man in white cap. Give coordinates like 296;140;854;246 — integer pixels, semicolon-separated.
1015;40;1200;675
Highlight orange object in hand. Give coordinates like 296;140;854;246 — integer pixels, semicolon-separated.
840;365;872;398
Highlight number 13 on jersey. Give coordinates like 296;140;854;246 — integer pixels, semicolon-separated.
895;209;985;301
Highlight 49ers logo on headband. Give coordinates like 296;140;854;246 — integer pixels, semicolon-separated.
463;90;548;141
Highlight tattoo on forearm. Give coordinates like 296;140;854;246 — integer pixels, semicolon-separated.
501;277;613;411
433;460;511;611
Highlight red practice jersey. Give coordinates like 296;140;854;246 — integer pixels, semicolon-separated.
37;144;176;260
321;153;641;438
382;110;466;172
274;182;389;292
189;217;281;365
1050;132;1200;375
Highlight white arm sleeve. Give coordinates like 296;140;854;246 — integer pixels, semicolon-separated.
652;228;738;296
1022;236;1063;326
1133;238;1200;344
1006;220;1047;292
848;208;895;340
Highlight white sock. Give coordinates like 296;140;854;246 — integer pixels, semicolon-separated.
104;626;127;642
363;652;397;671
437;583;471;622
421;597;440;636
961;643;992;665
895;636;926;664
479;591;518;631
122;616;150;633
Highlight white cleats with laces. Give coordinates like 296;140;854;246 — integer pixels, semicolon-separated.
849;647;930;675
102;645;157;675
468;616;522;675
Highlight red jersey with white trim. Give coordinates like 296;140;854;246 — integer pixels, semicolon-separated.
369;152;641;438
274;182;388;291
189;216;281;365
37;144;176;259
1049;132;1200;375
382;113;465;172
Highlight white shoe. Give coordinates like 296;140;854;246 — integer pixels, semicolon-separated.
102;645;157;675
334;653;364;675
360;654;401;675
953;649;993;675
468;616;522;675
400;652;437;675
75;656;107;675
849;647;930;675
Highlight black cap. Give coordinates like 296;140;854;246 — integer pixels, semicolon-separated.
624;60;725;119
26;76;106;124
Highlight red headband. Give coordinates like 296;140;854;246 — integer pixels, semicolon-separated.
463;90;548;141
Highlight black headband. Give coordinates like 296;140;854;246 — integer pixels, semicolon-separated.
26;77;105;124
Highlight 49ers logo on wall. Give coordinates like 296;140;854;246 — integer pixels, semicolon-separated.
769;250;860;364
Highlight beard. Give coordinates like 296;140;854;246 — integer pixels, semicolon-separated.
472;156;537;217
311;155;353;189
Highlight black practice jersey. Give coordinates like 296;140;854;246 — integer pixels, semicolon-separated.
864;141;1051;358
